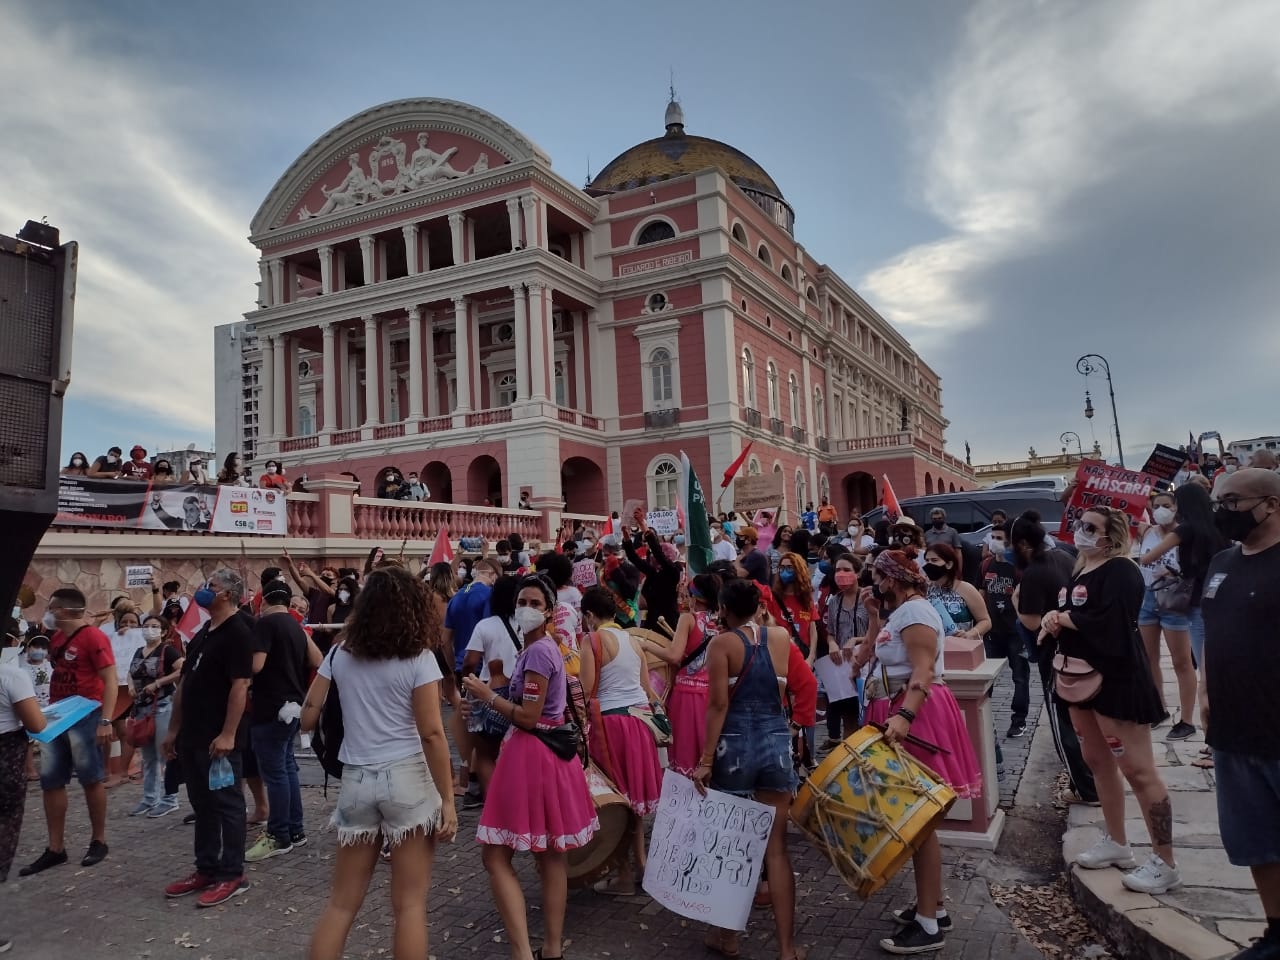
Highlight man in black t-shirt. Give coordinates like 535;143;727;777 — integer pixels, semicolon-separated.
161;569;254;908
1011;513;1098;805
246;580;319;862
982;526;1029;737
1202;469;1280;955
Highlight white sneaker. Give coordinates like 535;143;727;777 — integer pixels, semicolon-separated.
1075;835;1136;869
1122;854;1181;894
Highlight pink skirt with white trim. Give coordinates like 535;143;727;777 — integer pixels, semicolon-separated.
666;678;709;777
476;728;599;852
591;713;664;815
865;685;983;800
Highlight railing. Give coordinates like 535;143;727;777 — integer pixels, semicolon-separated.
815;436;830;452
373;423;405;440
280;435;319;452
581;414;602;430
555;407;605;430
557;408;576;424
790;426;807;444
911;438;972;474
833;432;912;453
465;408;513;428
351;498;544;541
769;417;785;436
742;407;762;428
645;409;680;429
420;416;452;434
973;453;1081;475
561;511;609;526
285;492;320;537
331;428;362;445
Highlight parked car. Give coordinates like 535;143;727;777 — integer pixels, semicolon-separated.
987;476;1069;493
861;488;1067;536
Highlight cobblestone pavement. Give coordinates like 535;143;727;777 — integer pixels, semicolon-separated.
5;669;1049;960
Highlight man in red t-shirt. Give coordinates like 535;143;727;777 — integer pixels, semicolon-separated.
19;587;117;877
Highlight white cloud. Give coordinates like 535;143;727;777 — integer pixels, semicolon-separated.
0;10;258;436
861;0;1280;347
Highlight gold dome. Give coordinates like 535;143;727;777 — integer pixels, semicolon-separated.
590;102;795;232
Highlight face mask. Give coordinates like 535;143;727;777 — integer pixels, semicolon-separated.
988;538;1007;557
267;465;277;474
923;563;948;581
193;587;217;609
710;527;722;539
337;589;351;603
848;525;860;535
409;477;418;484
1074;531;1101;552
735;538;747;551
932;519;945;529
42;610;58;631
1225;464;1238;474
1215;502;1266;542
674;535;686;547
27;649;47;662
871;582;895;607
778;568;797;584
818;560;833;576
897;534;913;546
144;625;163;640
1153;506;1175;526
107;455;119;464
833;570;858;590
72;458;85;467
512;606;546;635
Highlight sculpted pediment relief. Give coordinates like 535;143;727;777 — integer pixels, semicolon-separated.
293;130;502;222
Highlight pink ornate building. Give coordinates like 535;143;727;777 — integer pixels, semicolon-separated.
227;96;972;518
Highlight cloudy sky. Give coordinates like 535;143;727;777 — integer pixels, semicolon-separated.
4;0;1278;468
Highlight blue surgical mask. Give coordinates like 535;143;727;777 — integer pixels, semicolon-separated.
779;568;797;584
674;535;686;547
193;587;217;609
1003;546;1016;564
27;649;47;662
818;560;833;576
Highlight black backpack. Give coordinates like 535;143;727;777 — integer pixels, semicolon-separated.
311;645;344;784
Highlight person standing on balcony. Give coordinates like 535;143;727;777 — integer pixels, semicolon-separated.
259;460;289;491
406;472;429;502
88;446;123;479
217;453;244;486
119;446;153;481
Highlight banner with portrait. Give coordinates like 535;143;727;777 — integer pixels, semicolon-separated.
55;477;287;535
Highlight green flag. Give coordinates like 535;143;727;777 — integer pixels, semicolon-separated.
680;450;713;574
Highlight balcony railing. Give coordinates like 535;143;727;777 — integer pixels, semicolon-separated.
556;407;605;430
331;428;362;445
465;408;513;428
280;435;319;452
833;432;912;453
352;498;544;541
790;426;807;444
373;423;406;440
769;417;785;436
645;408;680;429
742;407;762;428
419;416;452;434
816;436;830;452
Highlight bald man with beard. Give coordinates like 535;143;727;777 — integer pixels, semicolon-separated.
1201;468;1280;960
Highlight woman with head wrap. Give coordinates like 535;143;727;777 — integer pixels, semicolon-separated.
847;548;982;955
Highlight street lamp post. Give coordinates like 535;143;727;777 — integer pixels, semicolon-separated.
1076;354;1124;468
1060;431;1083;457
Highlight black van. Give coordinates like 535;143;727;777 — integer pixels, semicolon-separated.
861;489;1067;538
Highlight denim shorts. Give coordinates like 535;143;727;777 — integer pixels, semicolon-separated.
1216;750;1280;866
39;707;106;791
1138;587;1190;630
711;715;798;797
332;754;442;846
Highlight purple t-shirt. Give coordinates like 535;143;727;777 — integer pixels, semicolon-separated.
509;636;565;722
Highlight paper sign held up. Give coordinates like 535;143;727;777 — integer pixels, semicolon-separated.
125;564;154;589
732;473;784;516
645;510;679;536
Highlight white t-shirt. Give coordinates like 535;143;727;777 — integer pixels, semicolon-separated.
712;538;737;562
842;533;876;553
873;598;946;681
0;664;37;734
319;647;442;766
466;616;521;683
22;657;55;708
1139;525;1180;587
557;585;582;612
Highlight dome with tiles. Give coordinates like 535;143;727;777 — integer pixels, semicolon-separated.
590;101;795;234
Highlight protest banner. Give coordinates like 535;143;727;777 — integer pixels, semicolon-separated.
125;564;154;589
732;472;784;516
571;558;598;589
55;477;287;535
1058;460;1160;541
1140;443;1186;484
642;770;775;931
645;509;679;536
111;627;146;685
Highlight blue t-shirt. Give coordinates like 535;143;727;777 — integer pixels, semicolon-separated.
802;509;818;532
444;581;491;670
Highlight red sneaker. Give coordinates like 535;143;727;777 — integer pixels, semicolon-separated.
196;877;249;908
164;872;215;899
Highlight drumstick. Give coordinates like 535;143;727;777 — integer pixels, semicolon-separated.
870;722;952;756
655;617;676;639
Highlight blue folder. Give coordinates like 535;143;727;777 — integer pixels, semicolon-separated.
28;695;99;743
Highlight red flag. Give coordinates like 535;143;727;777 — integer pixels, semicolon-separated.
429;524;454;565
721;441;754;489
882;474;903;520
175;599;210;643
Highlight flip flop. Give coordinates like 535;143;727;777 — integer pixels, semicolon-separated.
1191;757;1215;769
704;932;741;958
592;876;637;897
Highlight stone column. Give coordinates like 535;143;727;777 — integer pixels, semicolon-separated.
402;225;420;276
272;333;287;438
322;321;337;434
258;261;271;306
259;334;276;439
407;306;424;420
424;311;439;417
453;296;471;412
528;281;550;401
318;246;334;295
512;283;530;402
269;259;284;306
572;310;586;410
448;212;466;266
359;236;376;286
521;194;538;250
506;197;523;250
362;315;380;426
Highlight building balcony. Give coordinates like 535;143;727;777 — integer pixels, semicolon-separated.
790;426;807;445
741;407;762;428
769;417;785;436
645;408;680;429
815;436;830;453
833;432;912;453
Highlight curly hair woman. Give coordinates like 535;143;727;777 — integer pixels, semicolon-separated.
302;566;457;960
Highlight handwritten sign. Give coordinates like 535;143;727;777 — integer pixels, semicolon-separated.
1059;460;1160;542
646;510;679;536
111;627;146;685
642;770;775;931
125;564;154;589
733;473;784;516
1140;443;1186;485
571;559;598;589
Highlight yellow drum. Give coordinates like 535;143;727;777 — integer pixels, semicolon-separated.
791;725;956;899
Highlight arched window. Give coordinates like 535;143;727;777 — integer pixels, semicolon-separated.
757;244;772;267
650;348;673;404
650;458;680;510
819;475;830;505
741;347;756;408
637;220;676;245
731;222;747;245
767;362;780;417
788;373;801;426
497;373;517;407
297;406;313;436
748;456;761;476
795;470;807;511
833;396;843;437
924;472;934;495
780;264;793;283
814;387;825;434
806;286;818;305
554;362;567;407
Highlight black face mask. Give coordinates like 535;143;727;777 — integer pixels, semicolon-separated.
897;534;913;546
923;563;948;581
1215;502;1268;543
871;582;896;608
932;520;945;530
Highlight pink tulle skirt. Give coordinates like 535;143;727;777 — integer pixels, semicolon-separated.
477;728;599;851
865;685;983;800
666;677;709;777
590;713;664;815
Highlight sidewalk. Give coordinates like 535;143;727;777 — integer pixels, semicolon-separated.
1063;650;1265;960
